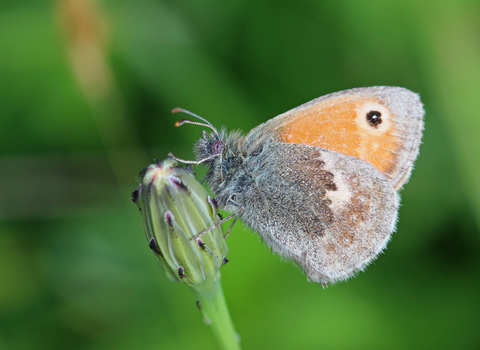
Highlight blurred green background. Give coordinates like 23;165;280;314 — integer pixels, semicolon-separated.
1;0;480;349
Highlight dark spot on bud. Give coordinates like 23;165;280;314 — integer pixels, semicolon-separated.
178;266;186;278
130;189;139;204
209;196;219;209
223;257;229;265
211;140;223;154
366;110;382;128
196;300;202;311
138;167;148;178
197;239;206;251
148;238;163;256
169;176;188;190
165;212;174;228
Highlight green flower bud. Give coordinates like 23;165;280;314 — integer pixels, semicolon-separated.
131;158;228;286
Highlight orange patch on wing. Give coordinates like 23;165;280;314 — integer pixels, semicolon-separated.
280;97;400;177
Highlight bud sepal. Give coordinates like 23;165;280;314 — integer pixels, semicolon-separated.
132;158;228;286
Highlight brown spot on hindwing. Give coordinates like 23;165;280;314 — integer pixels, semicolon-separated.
241;142;399;285
277;146;337;230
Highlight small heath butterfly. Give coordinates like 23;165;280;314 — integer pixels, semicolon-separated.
171;86;424;285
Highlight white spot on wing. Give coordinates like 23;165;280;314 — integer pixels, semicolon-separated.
324;160;351;211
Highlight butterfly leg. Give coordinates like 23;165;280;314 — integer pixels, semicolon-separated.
224;216;239;240
191;207;244;240
222;196;243;239
200;173;209;184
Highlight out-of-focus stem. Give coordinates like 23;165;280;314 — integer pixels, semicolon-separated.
57;0;148;186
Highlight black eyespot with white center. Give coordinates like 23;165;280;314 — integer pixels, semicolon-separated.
211;140;223;154
366;110;382;128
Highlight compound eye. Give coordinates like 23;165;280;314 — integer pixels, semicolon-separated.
210;140;223;154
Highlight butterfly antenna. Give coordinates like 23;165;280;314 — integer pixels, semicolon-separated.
170;108;222;168
172;108;220;138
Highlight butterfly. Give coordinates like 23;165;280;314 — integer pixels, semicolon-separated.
171;86;424;285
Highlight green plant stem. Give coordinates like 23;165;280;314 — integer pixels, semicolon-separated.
190;274;241;350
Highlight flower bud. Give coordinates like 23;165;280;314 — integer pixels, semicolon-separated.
131;158;228;286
